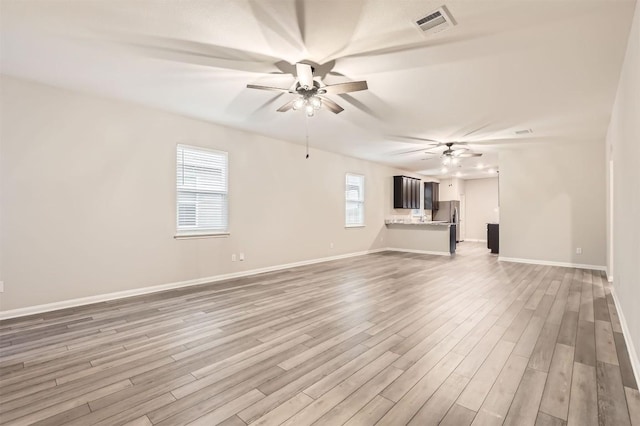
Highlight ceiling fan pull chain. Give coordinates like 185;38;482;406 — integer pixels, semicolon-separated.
305;115;310;159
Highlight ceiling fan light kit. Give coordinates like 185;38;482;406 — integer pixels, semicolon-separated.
292;95;322;117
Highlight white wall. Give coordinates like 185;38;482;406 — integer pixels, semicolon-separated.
439;178;465;201
0;76;420;312
499;140;606;268
606;1;640;377
464;178;499;242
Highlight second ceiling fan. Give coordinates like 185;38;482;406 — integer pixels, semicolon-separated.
247;63;368;116
426;142;483;158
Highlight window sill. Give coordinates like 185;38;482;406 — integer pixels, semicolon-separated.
345;225;365;229
174;231;230;239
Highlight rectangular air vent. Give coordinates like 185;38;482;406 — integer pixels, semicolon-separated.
415;5;456;34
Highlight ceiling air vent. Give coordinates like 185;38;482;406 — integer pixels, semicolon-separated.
415;5;457;34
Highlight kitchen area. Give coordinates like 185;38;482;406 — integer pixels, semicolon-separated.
385;174;500;256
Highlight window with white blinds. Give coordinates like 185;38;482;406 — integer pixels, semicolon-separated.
176;145;228;235
345;173;365;227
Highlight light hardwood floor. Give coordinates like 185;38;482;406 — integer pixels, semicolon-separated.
1;243;639;425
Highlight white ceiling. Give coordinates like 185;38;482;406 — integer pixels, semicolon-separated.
1;0;635;179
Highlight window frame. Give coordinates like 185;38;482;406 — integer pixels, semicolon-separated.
175;144;230;239
345;173;365;228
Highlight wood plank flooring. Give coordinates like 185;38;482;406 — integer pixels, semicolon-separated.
1;243;638;425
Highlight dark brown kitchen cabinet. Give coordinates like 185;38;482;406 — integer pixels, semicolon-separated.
393;175;421;209
424;182;439;210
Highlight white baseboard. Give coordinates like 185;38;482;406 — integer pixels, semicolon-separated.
610;286;640;388
386;248;451;257
0;248;387;320
463;238;487;243
498;256;606;271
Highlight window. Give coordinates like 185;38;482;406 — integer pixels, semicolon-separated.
345;173;365;227
176;144;228;236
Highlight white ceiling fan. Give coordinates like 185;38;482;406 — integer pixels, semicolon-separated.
391;135;484;161
246;62;368;116
424;142;482;158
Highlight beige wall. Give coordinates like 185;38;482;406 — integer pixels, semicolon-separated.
0;76;421;311
499;140;606;268
439;178;465;201
606;1;640;374
464;178;499;242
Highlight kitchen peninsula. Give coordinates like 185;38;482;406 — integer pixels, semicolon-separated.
385;220;456;255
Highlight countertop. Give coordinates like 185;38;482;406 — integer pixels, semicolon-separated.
385;220;450;226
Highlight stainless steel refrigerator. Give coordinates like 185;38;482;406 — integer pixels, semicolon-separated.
434;200;461;242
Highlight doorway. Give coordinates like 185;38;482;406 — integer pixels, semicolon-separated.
460;194;466;241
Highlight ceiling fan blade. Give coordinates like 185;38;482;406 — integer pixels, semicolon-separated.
456;152;483;158
296;63;314;88
277;100;296;112
321;81;368;95
249;93;285;117
336;93;379;118
246;84;293;93
295;0;307;44
390;135;442;145
113;34;282;74
320;97;344;114
392;147;434;156
247;0;305;52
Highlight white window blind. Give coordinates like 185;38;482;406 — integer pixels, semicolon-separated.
176;145;228;235
345;173;365;227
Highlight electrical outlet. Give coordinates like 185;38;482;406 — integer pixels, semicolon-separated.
576;247;582;255
0;281;4;293
231;254;237;262
330;242;334;249
239;253;245;261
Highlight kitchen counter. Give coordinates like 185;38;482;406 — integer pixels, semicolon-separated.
385;222;454;255
384;220;450;226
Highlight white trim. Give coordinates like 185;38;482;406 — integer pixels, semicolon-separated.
463;238;487;243
386;248;451;257
498;256;606;271
610;286;640;388
174;232;230;239
0;248;386;320
606;273;614;283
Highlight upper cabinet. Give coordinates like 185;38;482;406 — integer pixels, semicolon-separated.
393;176;421;209
424;182;440;210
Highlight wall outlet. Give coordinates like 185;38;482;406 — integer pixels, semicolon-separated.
576;247;582;255
330;242;334;249
239;253;245;261
231;254;237;262
0;281;3;293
